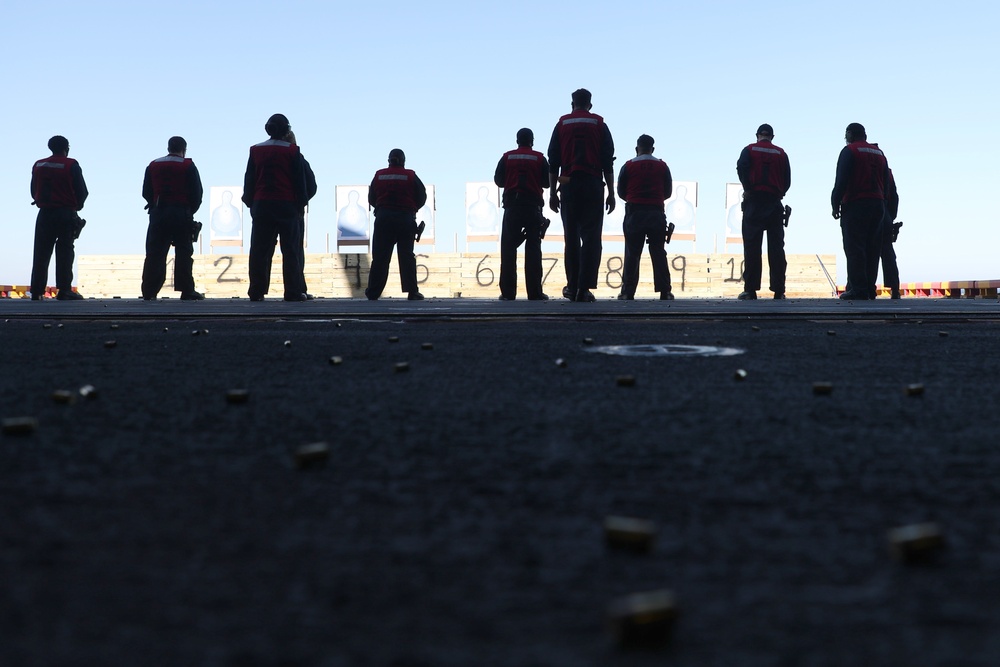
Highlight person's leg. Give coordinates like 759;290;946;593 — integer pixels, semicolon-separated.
395;215;419;294
170;212;196;295
498;208;521;299
29;210;58;297
141;212;171;298
765;214;787;296
621;214;644;298
741;207;765;294
247;210;278;299
523;209;545;299
365;215;394;299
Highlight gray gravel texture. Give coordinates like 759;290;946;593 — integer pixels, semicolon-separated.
2;315;1000;666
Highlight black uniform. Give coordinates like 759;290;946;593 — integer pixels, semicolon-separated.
880;168;900;295
141;155;204;299
832;141;889;299
494;147;550;300
736;140;791;296
29;155;88;299
242;139;314;300
547;109;615;297
616;154;673;298
364;166;427;299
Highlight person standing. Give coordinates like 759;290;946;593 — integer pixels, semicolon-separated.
29;136;88;300
881;165;901;299
616;134;673;300
282;130;318;299
364;149;426;301
831;123;889;300
141;136;205;300
243;113;315;301
494;128;550;301
547;88;616;302
736;123;791;300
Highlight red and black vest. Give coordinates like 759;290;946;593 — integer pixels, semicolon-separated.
371;166;419;211
842;141;887;202
32;156;79;209
622;154;669;205
556;110;604;176
501;148;546;202
248;140;300;202
148;155;194;206
744;141;788;196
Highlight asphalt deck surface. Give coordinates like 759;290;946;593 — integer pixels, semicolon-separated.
2;296;1000;666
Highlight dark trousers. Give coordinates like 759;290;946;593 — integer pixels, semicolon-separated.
881;223;900;291
560;173;604;291
30;207;77;296
366;209;418;298
741;196;786;293
142;206;195;298
499;203;544;299
840;199;885;299
248;201;304;299
622;205;671;296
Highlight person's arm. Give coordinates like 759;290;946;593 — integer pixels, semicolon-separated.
782;153;791;198
368;175;378;209
663;163;673;201
886;169;899;221
736;147;752;190
303;157;318;202
547;125;561;213
142;165;154;209
601;125;615;213
540;157;550;190
413;173;427;210
242;153;255;207
188;163;204;214
830;147;852;218
493;155;506;188
72;163;88;210
616;163;628;201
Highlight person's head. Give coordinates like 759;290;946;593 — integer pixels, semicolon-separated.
388;148;406;167
571;88;592;111
845;122;866;143
516;128;534;147
48;135;69;156
636;134;655;156
283;130;297;145
756;123;774;142
167;136;187;156
265;113;291;139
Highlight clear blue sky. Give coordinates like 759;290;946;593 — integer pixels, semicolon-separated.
2;1;996;286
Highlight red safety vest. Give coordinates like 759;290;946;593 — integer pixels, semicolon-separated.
248;140;300;202
622;155;669;205
147;155;194;206
842;141;887;202
502;147;546;200
556;110;604;176
371;166;419;211
32;155;79;209
744;141;788;196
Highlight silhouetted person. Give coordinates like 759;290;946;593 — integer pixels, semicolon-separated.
243;113;315;301
736;123;791;300
494;128;550;300
547;88;615;302
616;134;674;300
831;123;889;300
365;149;427;301
30;135;88;300
141;136;205;300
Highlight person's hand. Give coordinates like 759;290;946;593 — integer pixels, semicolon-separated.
605;194;616;214
832;206;841;219
549;193;560;214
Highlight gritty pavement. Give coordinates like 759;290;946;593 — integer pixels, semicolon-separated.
2;296;1000;666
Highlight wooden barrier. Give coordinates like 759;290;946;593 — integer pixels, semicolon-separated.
76;252;837;299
